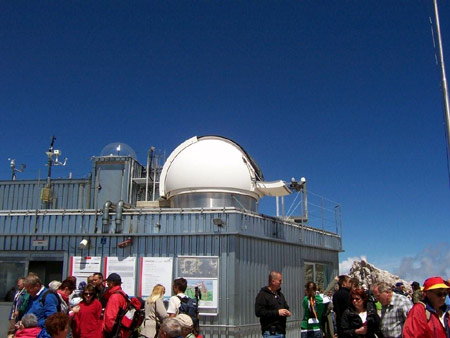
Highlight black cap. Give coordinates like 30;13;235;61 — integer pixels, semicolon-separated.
106;273;122;283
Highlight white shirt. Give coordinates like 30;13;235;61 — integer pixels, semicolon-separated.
167;292;186;315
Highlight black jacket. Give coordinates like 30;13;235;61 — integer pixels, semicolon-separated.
333;286;351;333
340;301;384;338
255;286;289;334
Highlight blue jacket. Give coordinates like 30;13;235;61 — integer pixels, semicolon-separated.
24;287;58;337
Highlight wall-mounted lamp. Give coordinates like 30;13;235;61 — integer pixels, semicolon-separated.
213;218;225;227
79;239;89;249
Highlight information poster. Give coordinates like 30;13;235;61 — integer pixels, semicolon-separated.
104;257;136;296
177;256;219;316
69;256;102;286
139;257;173;298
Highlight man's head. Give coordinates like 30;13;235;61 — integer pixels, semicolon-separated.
105;273;121;288
411;281;420;291
372;282;393;306
158;317;182;338
395;282;405;291
17;277;25;290
423;276;449;310
176;314;194;338
92;273;104;287
87;275;95;285
173;278;187;294
268;271;282;291
338;275;351;289
24;274;42;297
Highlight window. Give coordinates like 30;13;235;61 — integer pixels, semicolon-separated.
0;261;26;301
304;262;327;291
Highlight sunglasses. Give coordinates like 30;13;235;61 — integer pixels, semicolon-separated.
352;297;362;301
430;290;448;297
84;293;94;296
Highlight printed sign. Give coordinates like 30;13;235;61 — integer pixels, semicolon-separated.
139;257;173;298
104;256;137;296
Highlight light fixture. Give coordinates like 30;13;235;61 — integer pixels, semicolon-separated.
118;237;132;248
79;239;89;249
213;218;225;227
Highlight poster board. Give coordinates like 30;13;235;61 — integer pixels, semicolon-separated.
177;256;219;316
104;256;136;296
69;256;102;286
139;257;173;299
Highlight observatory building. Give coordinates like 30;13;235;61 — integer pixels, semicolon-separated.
0;135;342;337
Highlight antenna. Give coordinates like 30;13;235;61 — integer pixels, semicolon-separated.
42;136;68;208
8;158;26;180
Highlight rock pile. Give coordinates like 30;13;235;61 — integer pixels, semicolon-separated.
348;259;411;292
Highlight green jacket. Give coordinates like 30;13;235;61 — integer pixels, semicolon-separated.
301;294;324;330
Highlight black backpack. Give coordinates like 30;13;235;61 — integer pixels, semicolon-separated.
39;289;62;313
177;295;200;335
107;292;145;338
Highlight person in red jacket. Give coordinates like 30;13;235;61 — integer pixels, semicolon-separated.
72;284;102;338
102;273;129;338
403;276;450;338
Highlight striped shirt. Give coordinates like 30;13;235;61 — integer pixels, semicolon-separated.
380;292;412;338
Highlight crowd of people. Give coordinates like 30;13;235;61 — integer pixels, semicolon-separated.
255;271;450;338
5;270;450;337
7;273;198;338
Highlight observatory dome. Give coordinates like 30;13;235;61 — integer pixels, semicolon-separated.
159;136;290;210
100;142;137;159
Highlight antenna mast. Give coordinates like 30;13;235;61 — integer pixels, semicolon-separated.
8;158;26;180
41;136;68;208
433;0;450;160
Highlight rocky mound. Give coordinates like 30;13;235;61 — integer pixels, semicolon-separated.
348;259;411;291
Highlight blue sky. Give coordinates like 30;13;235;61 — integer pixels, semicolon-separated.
1;1;449;282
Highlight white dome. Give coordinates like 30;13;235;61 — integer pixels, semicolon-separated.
160;136;260;200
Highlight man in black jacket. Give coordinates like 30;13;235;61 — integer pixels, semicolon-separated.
333;275;351;336
255;271;291;337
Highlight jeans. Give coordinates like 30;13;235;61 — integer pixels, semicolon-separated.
262;331;285;338
300;330;322;338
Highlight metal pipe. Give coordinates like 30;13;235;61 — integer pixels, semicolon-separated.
115;200;131;233
152;154;157;201
433;0;450;155
146;147;155;202
102;200;114;233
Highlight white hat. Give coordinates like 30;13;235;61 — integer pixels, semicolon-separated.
176;314;193;328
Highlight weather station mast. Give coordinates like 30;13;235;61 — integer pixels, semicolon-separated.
41;136;67;209
8;158;26;181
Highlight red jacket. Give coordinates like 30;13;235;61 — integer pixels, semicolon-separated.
14;327;42;338
72;299;102;338
403;301;450;338
102;285;130;338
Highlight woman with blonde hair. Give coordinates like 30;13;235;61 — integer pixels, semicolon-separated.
140;284;168;338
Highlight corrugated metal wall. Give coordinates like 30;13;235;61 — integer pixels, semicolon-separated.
0;208;340;337
0;179;91;210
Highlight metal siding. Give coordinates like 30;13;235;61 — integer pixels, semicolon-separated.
0;209;340;337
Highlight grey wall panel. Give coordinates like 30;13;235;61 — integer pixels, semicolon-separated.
0;209;340;338
0;180;90;210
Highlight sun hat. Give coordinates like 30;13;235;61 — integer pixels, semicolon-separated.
423;276;449;291
176;313;193;328
105;273;122;283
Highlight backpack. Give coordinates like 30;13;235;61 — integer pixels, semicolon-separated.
108;292;145;338
39;289;62;313
177;296;200;335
